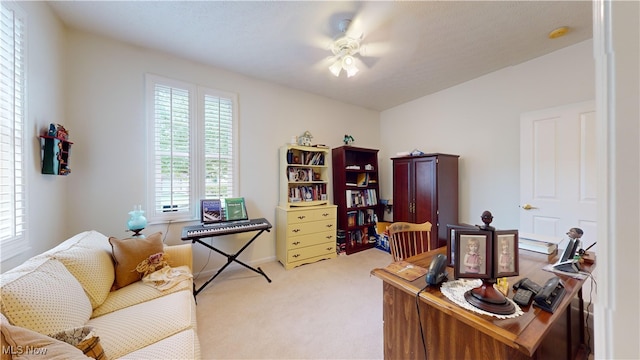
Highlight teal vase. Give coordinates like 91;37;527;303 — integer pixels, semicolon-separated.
127;206;147;231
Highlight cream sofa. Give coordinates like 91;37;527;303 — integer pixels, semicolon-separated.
1;230;200;359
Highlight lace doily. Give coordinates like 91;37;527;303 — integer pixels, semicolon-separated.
440;279;524;319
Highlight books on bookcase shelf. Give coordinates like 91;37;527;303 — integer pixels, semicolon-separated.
280;145;330;208
346;209;377;228
345;189;377;208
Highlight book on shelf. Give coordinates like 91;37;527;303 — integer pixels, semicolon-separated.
347;211;357;227
518;232;561;254
357;173;369;187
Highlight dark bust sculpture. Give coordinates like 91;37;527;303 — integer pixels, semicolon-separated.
480;210;495;231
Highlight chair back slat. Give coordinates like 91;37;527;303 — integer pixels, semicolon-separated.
388;221;432;262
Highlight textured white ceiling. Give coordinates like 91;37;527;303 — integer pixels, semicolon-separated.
47;1;592;111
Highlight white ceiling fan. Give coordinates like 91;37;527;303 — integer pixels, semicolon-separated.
323;4;393;78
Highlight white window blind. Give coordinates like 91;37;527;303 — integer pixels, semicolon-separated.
0;2;27;261
146;75;238;223
152;83;192;216
203;92;235;198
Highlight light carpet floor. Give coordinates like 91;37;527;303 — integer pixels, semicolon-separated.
194;248;393;359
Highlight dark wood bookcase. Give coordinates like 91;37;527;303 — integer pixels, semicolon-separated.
332;146;382;255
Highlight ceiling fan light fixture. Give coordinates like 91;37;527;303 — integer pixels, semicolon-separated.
346;64;359;78
342;55;354;67
329;60;343;77
327;19;362;78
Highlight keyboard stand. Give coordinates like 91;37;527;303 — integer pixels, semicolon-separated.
182;218;272;298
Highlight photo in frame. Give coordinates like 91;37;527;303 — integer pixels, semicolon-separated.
454;230;493;280
446;224;478;267
494;230;519;277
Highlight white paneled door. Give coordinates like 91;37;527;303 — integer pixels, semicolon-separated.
520;100;597;250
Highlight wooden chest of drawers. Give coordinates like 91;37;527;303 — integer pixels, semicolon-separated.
276;205;337;270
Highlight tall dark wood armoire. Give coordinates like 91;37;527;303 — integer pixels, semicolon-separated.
391;153;459;250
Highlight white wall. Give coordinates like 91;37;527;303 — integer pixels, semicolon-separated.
593;1;640;357
62;30;380;273
1;2;67;271
379;40;595;230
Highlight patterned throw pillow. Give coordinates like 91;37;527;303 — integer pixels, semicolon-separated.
0;313;89;360
109;232;164;289
50;326;105;360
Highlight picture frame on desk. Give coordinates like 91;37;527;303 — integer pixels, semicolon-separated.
446;224;478;267
454;230;492;279
494;230;519;277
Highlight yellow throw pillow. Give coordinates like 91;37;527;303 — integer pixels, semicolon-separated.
109;232;163;289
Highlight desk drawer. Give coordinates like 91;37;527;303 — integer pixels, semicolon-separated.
286;219;335;237
287;241;335;262
287;230;335;249
287;207;336;224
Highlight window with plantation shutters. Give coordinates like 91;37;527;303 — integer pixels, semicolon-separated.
0;2;28;262
146;74;238;223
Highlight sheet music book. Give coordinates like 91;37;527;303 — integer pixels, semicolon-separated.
201;197;249;224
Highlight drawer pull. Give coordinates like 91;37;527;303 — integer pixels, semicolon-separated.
322;213;329;217
292;228;301;233
326;247;334;251
293;254;300;258
326;224;333;228
297;215;306;220
292;241;301;246
325;235;333;239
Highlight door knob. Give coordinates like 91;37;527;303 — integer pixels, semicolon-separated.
521;204;538;210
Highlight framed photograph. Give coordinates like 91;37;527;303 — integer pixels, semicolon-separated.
446;224;477;267
454;230;493;279
494;230;519;277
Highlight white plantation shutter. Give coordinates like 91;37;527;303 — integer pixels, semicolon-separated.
146;75;237;222
203;91;235;198
0;2;27;260
152;83;191;217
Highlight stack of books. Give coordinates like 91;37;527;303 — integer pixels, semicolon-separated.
518;232;561;255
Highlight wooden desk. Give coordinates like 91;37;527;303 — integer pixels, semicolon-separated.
371;247;593;360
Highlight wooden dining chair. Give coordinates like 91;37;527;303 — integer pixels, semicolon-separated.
387;221;432;262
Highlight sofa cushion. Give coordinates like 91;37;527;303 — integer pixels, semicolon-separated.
0;258;93;335
86;290;196;359
119;329;200;360
1;313;90;359
91;268;192;318
41;230;113;256
51;246;114;310
41;231;114;309
109;232;164;289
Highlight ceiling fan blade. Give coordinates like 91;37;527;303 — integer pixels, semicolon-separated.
357;55;383;72
311;54;340;72
308;33;336;51
348;2;395;40
359;41;391;58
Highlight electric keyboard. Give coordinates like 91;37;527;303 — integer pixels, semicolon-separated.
181;218;272;240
